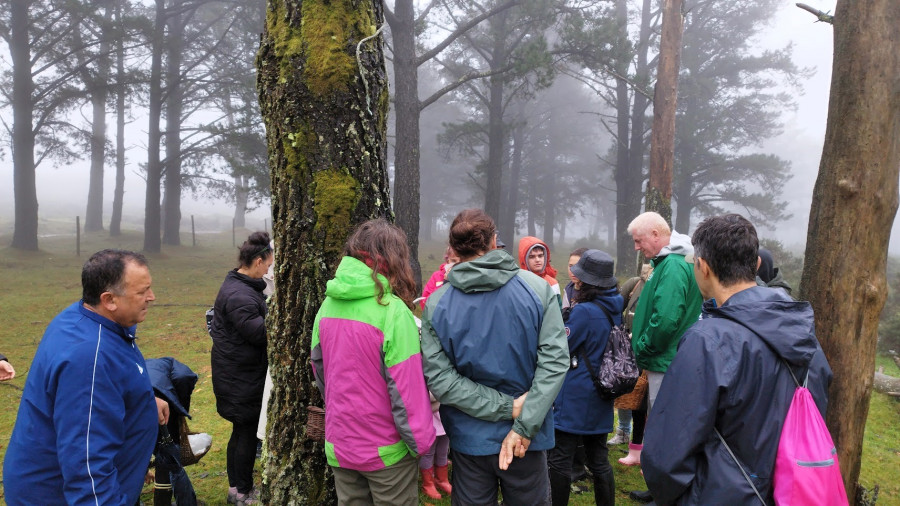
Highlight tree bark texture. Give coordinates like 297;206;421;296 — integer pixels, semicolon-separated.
143;0;166;253
615;0;652;275
483;10;509;223
163;3;185;246
388;0;422;288
110;0;125;237
11;0;39;251
798;0;900;501
257;0;391;502
645;0;682;225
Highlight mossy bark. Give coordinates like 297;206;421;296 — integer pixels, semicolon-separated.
257;0;391;502
798;0;900;500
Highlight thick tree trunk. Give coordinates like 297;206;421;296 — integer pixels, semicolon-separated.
389;0;423;288
798;0;900;501
163;4;184;246
84;6;113;233
483;10;508;222
257;0;392;502
500;122;524;242
10;0;39;251
233;175;249;228
110;1;125;237
645;0;682;224
615;0;652;275
144;0;165;253
85;89;109;232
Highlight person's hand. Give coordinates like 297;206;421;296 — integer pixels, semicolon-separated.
155;397;170;425
0;360;15;381
498;429;531;470
512;392;527;419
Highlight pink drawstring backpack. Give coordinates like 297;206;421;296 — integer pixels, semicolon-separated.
717;368;848;506
772;371;848;505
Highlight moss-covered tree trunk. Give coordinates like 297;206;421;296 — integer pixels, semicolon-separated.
645;0;682;225
798;0;900;501
257;0;391;503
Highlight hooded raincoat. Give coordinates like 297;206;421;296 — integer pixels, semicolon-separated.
642;286;832;505
518;236;567;307
311;256;435;471
631;231;703;372
421;249;569;455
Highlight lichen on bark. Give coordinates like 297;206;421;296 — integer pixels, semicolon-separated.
313;168;360;254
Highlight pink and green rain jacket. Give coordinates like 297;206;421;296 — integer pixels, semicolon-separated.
311;256;436;471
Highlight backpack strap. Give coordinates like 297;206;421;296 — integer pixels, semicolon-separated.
714;428;767;505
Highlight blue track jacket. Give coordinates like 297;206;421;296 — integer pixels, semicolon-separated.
4;302;158;506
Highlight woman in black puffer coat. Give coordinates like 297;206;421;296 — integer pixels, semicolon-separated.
210;231;273;505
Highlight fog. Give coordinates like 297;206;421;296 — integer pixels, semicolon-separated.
2;1;897;254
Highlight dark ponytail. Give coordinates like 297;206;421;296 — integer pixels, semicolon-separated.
238;231;272;268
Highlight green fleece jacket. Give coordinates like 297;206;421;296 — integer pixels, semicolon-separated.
631;232;703;373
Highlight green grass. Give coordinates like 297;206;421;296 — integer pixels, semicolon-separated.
0;234;898;505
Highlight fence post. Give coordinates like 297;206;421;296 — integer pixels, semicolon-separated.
191;215;196;247
76;216;81;256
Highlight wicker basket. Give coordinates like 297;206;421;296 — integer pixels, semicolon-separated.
306;406;325;442
179;417;210;466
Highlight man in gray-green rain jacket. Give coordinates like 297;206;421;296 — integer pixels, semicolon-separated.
422;247;569;506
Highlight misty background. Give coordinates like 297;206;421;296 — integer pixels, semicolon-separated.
2;0;892;255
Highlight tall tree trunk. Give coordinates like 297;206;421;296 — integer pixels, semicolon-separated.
500;122;524;242
483;10;508;222
672;147;692;232
144;0;165;253
233;175;249;228
257;0;392;502
163;3;184;246
110;0;125;236
389;0;422;288
615;0;652;275
612;0;631;273
84;6;114;233
798;0;900;501
10;0;39;251
645;0;682;224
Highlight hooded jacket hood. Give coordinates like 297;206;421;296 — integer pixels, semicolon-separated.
657;230;694;258
326;256;392;301
446;249;519;293
705;286;817;368
517;236;558;280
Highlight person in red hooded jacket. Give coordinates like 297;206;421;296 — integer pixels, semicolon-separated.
518;236;567;308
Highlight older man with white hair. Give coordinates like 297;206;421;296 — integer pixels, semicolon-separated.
627;212;703;413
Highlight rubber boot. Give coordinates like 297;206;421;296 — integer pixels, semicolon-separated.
618;443;642;466
420;468;442;500
434;464;452;495
549;468;572;506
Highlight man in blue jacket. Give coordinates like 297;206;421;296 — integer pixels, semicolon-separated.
4;249;166;506
642;214;833;505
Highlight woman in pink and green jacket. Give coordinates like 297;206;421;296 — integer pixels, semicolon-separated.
311;219;436;505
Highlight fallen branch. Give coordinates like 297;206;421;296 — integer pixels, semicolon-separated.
874;370;900;395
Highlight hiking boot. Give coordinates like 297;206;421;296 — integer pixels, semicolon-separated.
226;487;238;504
629;489;653;503
607;428;630;446
235;489;259;506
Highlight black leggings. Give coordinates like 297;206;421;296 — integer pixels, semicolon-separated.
631;407;647;444
226;421;258;494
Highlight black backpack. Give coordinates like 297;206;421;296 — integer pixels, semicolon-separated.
572;301;640;400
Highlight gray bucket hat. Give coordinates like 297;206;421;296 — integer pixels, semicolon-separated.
571;249;617;288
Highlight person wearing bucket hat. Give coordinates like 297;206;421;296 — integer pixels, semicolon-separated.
548;249;624;506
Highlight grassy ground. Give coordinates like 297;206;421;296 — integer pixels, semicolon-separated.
0;234;897;505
